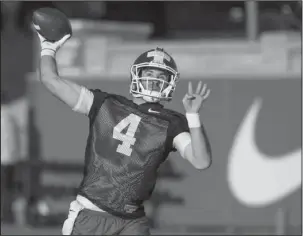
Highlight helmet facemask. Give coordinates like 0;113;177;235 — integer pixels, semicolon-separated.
130;63;179;103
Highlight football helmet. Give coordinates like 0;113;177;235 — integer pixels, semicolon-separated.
130;47;179;103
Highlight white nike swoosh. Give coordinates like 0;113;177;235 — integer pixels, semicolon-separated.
148;108;160;113
32;23;41;30
227;98;301;206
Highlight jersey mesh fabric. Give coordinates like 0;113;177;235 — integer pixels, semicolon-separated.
78;90;189;219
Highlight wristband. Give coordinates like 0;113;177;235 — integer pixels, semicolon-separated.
186;113;201;128
41;49;56;57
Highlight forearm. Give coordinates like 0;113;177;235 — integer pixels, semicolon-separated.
189;126;211;166
35;32;81;108
186;113;212;169
40;55;59;80
39;55;82;108
39;55;64;99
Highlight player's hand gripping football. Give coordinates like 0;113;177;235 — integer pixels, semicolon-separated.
182;81;210;113
33;24;71;55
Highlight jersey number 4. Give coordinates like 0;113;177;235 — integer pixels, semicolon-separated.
113;114;141;156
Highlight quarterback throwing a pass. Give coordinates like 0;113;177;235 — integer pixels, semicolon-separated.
35;29;212;235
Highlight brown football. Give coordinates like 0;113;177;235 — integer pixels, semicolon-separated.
32;7;72;41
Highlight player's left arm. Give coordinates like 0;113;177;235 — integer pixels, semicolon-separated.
174;81;212;170
174;125;212;170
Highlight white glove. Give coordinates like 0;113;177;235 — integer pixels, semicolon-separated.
33;24;71;57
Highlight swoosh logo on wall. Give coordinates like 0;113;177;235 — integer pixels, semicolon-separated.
227;99;301;207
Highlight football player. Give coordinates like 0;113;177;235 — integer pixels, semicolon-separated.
35;31;212;235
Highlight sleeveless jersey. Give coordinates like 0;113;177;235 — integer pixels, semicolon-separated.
78;89;189;219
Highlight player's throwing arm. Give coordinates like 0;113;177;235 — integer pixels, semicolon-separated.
32;8;88;112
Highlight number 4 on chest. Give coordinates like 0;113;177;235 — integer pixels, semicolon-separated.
113;113;142;156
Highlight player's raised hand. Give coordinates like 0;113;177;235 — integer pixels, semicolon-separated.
32;8;72;56
182;81;210;113
33;26;71;54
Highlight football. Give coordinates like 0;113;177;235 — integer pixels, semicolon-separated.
32;7;72;42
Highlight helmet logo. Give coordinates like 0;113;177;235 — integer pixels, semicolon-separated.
147;50;171;64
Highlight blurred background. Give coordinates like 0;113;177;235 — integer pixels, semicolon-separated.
1;1;302;235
